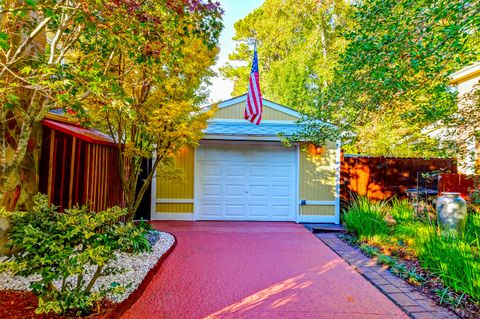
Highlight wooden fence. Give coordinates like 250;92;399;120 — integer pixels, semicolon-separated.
341;155;457;203
438;173;478;200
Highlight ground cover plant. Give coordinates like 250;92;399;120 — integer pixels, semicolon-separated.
342;196;480;318
0;194;153;317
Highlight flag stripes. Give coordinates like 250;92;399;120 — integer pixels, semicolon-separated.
245;48;263;125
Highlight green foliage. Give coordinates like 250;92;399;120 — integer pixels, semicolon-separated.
343;196;390;239
73;0;223;219
0;0;223;213
0;194;151;315
346;196;480;299
221;0;353;112
359;243;379;257
390;198;415;224
465;212;480;246
415;228;480;301
303;0;479;156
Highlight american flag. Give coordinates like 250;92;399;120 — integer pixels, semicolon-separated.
244;48;263;125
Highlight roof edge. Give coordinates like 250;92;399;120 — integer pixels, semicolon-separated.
450;62;480;84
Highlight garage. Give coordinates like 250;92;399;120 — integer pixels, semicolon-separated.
152;94;340;224
196;142;297;221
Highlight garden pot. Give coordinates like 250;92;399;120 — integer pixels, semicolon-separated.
436;192;467;235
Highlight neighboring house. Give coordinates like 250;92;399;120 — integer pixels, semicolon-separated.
152;94;341;224
450;63;480;174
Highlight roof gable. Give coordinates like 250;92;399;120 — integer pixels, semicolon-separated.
213;94;302;121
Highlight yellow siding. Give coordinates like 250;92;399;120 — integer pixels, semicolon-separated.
156;146;194;214
299;142;337;216
156;203;193;213
301;205;336;216
214;101;298;121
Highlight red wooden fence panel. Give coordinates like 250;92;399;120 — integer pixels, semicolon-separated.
437;173;477;200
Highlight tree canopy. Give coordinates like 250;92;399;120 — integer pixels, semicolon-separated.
0;0;223;211
224;0;479;157
221;0;352;113
320;0;480;156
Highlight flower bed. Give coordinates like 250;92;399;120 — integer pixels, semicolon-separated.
0;231;175;319
341;196;480;319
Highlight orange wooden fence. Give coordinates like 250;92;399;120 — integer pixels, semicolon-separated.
341;155;457;203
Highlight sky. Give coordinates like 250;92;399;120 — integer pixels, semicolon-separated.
208;0;264;103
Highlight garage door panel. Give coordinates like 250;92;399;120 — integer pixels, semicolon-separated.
248;185;269;198
226;184;245;197
272;185;291;198
226;165;245;177
225;204;245;217
272;205;292;217
203;184;222;197
203;164;222;177
249;165;269;177
197;143;296;221
202;204;222;217
272;168;293;179
248;204;269;217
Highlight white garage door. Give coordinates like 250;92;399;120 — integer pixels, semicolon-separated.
196;142;297;221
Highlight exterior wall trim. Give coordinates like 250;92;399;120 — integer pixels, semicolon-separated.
151;213;194;221
301;200;336;206
150;152;157;221
202;135;282;141
156;199;194;204
298;215;337;223
193;147;199;221
295;144;300;223
334;142;342;224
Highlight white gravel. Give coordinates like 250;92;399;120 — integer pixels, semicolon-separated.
0;231;175;303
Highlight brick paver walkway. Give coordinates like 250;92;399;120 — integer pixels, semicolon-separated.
316;233;459;319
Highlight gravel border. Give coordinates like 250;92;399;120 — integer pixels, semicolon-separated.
0;232;175;303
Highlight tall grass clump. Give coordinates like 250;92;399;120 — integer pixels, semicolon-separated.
390;198;415;223
465;211;480;246
416;227;480;301
343;196;389;240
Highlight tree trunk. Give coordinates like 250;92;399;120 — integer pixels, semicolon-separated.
0;123;42;255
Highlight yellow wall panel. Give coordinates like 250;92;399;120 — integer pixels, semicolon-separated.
300;205;336;216
214;101;299;121
299;142;337;202
155;203;193;213
156;146;194;199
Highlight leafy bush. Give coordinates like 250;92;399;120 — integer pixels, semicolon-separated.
416;227;480;301
0;194;151;315
343;196;390;239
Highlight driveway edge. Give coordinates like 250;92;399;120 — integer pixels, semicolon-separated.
316;233;458;319
110;231;177;319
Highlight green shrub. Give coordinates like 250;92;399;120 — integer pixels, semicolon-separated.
343;196;390;239
0;194;151;315
416;227;480;301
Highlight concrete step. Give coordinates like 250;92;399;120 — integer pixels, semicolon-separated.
303;223;346;233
